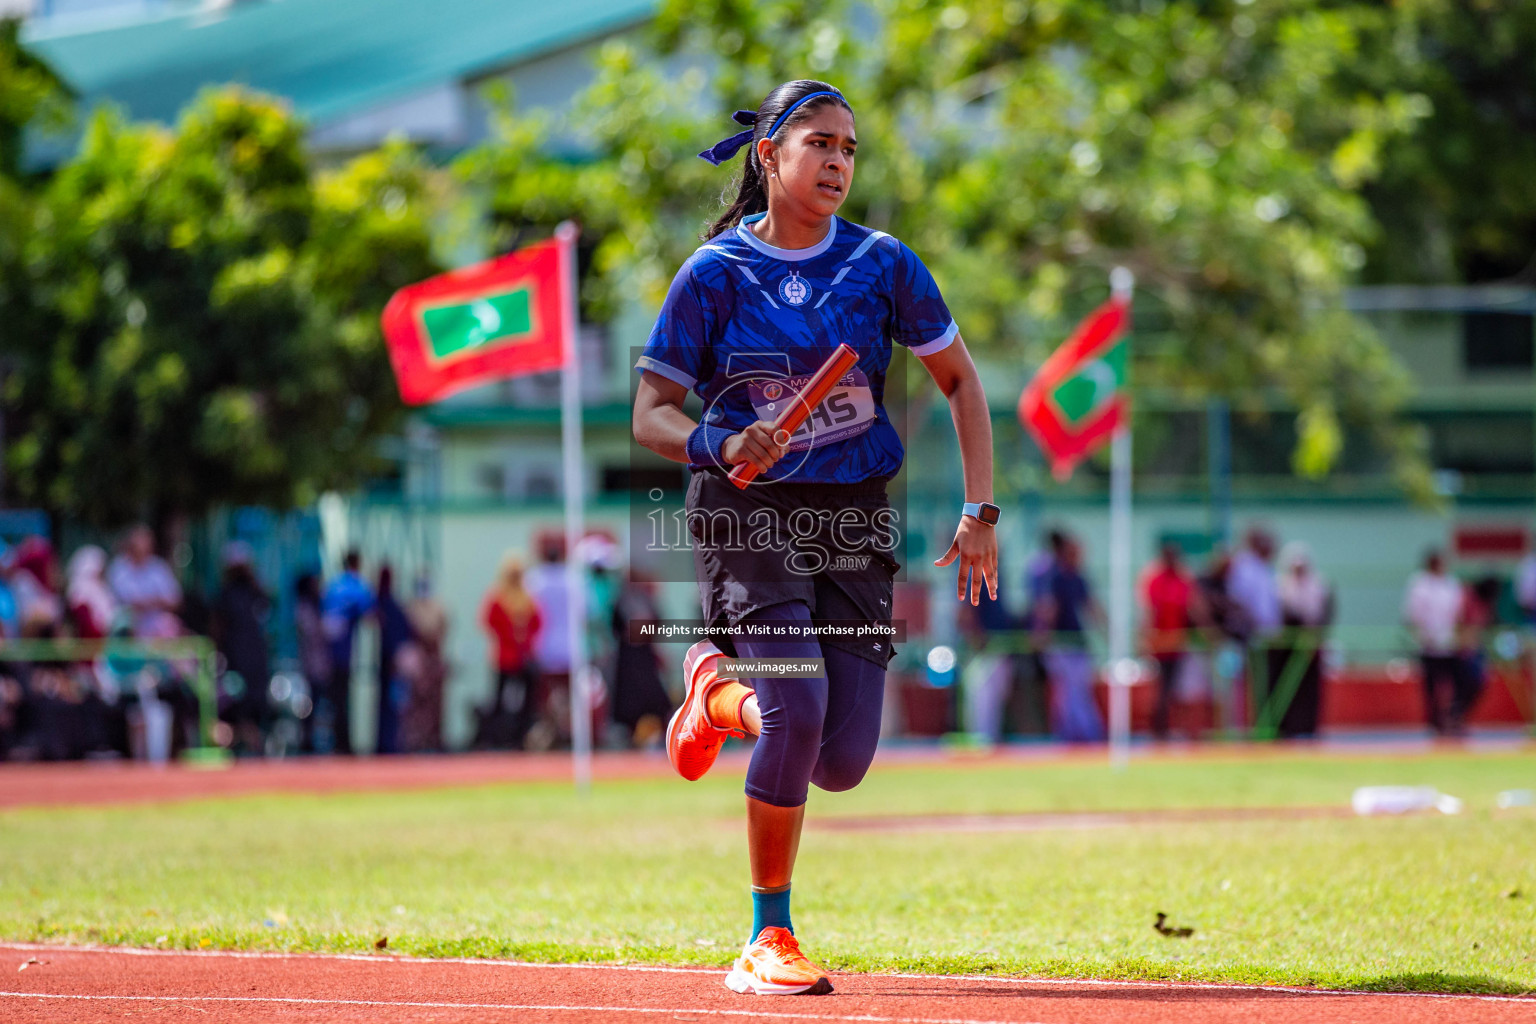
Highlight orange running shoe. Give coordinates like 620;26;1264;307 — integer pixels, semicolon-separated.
665;640;734;781
725;926;833;996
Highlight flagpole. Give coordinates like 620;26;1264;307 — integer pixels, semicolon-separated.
1107;267;1135;770
556;221;592;793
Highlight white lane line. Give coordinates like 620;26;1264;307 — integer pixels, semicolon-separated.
0;943;719;975
1;945;1529;1004
875;970;1536;1004
0;992;1038;1024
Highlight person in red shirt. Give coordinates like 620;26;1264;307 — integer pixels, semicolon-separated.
480;555;542;749
1140;542;1207;740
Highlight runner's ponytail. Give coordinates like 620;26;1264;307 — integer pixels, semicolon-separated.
701;80;852;240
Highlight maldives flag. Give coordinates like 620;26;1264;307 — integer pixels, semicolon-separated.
381;236;569;405
1018;293;1130;480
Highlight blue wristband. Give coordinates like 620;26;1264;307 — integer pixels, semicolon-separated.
686;423;735;468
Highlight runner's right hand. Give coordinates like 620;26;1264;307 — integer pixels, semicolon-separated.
722;421;788;473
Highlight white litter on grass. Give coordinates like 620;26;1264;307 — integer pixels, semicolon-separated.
1496;789;1534;809
1351;786;1463;816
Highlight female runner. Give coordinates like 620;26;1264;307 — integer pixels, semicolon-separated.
632;79;999;996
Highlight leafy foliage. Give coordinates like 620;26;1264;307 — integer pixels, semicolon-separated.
461;0;1439;491
0;16;71;181
3;89;440;526
1358;0;1536;282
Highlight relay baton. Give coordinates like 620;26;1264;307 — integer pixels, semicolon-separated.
728;343;860;489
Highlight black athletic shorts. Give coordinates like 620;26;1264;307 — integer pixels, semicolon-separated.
686;468;899;667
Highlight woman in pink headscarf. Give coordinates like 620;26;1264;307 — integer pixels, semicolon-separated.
9;536;63;636
67;546;118;639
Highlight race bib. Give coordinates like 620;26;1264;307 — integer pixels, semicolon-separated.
748;368;876;452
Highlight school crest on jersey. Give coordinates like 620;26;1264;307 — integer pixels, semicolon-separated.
778;269;812;307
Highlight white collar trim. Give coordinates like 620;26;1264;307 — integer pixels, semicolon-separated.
737;215;838;261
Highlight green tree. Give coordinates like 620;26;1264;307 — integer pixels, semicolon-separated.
0;16;71;182
4;88;441;528
462;0;1435;492
1355;0;1536;282
0;16;70;505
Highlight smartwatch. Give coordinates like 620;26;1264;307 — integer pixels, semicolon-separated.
961;501;1001;526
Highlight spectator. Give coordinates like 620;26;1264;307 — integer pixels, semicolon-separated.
961;599;1015;744
478;555;542;749
374;564;414;756
1227;526;1281;722
1455;576;1501;734
1034;534;1105;742
1515;548;1536;625
1227;527;1281;636
108;526;182;638
610;574;674;748
66;545;117;640
1023;530;1064;631
580;535;622;679
8;659;122;761
964;617;1013;746
107;526;182;638
525;535;572;748
210;542;271;756
973;559;1013;634
1198;549;1251;640
8;545;127;762
961;552;1022;742
1140;542;1205;741
1275;543;1334;738
580;538;620;744
1015;530;1065;734
0;669;20;759
403;571;449;753
293;573;331;752
0;541;19;640
11;536;63;636
1197;547;1253;731
321;549;374;755
102;527;201;757
1403;549;1464;736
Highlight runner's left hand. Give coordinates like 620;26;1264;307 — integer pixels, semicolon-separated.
934;516;998;606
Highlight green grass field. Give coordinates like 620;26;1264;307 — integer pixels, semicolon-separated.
2;749;1534;994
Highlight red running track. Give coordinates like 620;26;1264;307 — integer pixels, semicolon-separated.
8;741;1533;812
1;944;1529;1024
0;752;688;810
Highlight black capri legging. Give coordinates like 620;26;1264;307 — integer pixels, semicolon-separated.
684;469;898;807
736;600;886;808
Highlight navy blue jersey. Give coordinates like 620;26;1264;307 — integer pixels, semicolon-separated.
637;214;956;484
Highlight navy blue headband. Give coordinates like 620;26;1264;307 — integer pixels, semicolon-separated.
697;109;758;167
696;90;850;166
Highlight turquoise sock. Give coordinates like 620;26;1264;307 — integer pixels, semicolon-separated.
751;886;792;942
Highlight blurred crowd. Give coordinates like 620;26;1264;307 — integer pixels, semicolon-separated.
0;526;201;760
474;532;675;754
3;515;1525;760
297;548;451;757
0;523;456;761
0;523;678;762
966;524;1521;744
1404;548;1507;738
